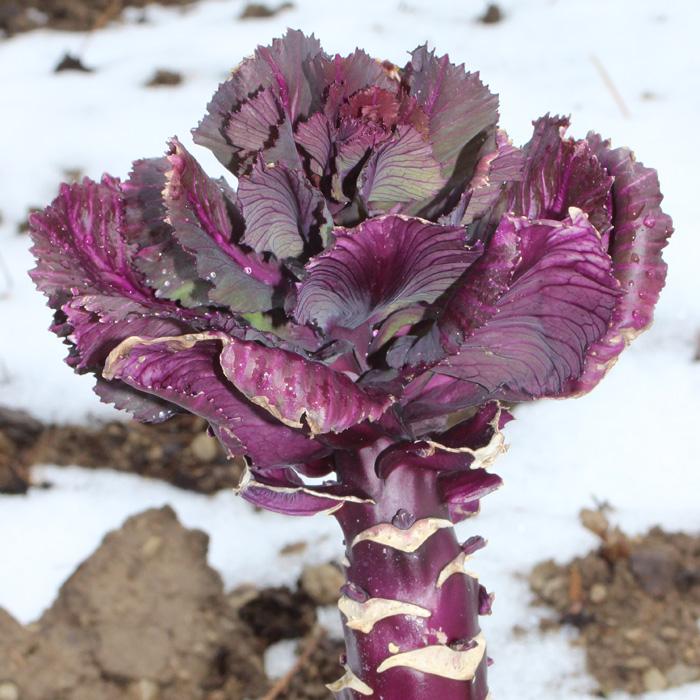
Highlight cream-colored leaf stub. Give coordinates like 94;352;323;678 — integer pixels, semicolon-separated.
341;555;351;568
377;632;487;680
351;518;453;553
435;552;478;589
338;595;431;634
326;667;373;696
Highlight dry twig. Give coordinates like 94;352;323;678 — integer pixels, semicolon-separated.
590;54;631;119
259;626;328;700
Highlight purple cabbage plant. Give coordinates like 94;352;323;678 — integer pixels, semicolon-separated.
29;31;672;700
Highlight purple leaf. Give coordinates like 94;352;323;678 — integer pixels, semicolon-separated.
63;296;188;370
217;335;395;434
440;129;523;227
93;377;180;423
295;215;480;332
320;49;400;118
376;402;509;478
404;210;622;418
512;115;613;235
331;120;390;204
164;138;286;312
123;156;211;307
357;124;446;211
222;88;287;174
390;213;518;369
27;176;191;376
238;161;333;258
194;30;325;172
440;469;504;522
409;45;499;182
29;175;147;313
562;134;673;396
294;112;335;178
237;466;373;516
103;332;329;467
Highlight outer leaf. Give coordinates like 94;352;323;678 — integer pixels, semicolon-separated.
29;175;146;313
123;156;211;307
164;138;286;313
27;176;185;369
63;296;188;370
217;335;395;434
295;215;480;332
404;210;622;419
238;161;333;258
562;135;673;396
93;377;181;423
103;333;329;467
511;115;613;235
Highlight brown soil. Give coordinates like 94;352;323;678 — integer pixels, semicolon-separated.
0;0;193;36
0;506;345;700
529;508;700;695
0;0;294;36
0;407;245;496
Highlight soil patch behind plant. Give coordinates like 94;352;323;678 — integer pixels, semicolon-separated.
529;508;700;695
0;407;244;495
0;506;344;699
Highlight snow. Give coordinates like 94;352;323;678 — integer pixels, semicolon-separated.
0;0;699;697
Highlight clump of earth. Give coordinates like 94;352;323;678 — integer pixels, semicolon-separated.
529;508;700;695
0;0;293;36
0;407;244;496
0;506;346;700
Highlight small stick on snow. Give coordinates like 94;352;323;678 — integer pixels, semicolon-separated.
260;626;327;700
590;54;632;119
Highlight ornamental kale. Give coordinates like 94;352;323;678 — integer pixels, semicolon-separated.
29;30;672;700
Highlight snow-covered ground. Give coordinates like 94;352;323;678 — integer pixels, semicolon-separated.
1;0;699;697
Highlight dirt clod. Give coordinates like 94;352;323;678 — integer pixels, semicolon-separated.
0;506;270;699
239;587;317;645
145;69;183;87
1;0;195;37
239;2;294;20
54;52;93;72
300;563;345;607
530;509;700;695
478;4;503;24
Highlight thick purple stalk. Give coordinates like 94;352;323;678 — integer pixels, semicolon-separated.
329;438;490;699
